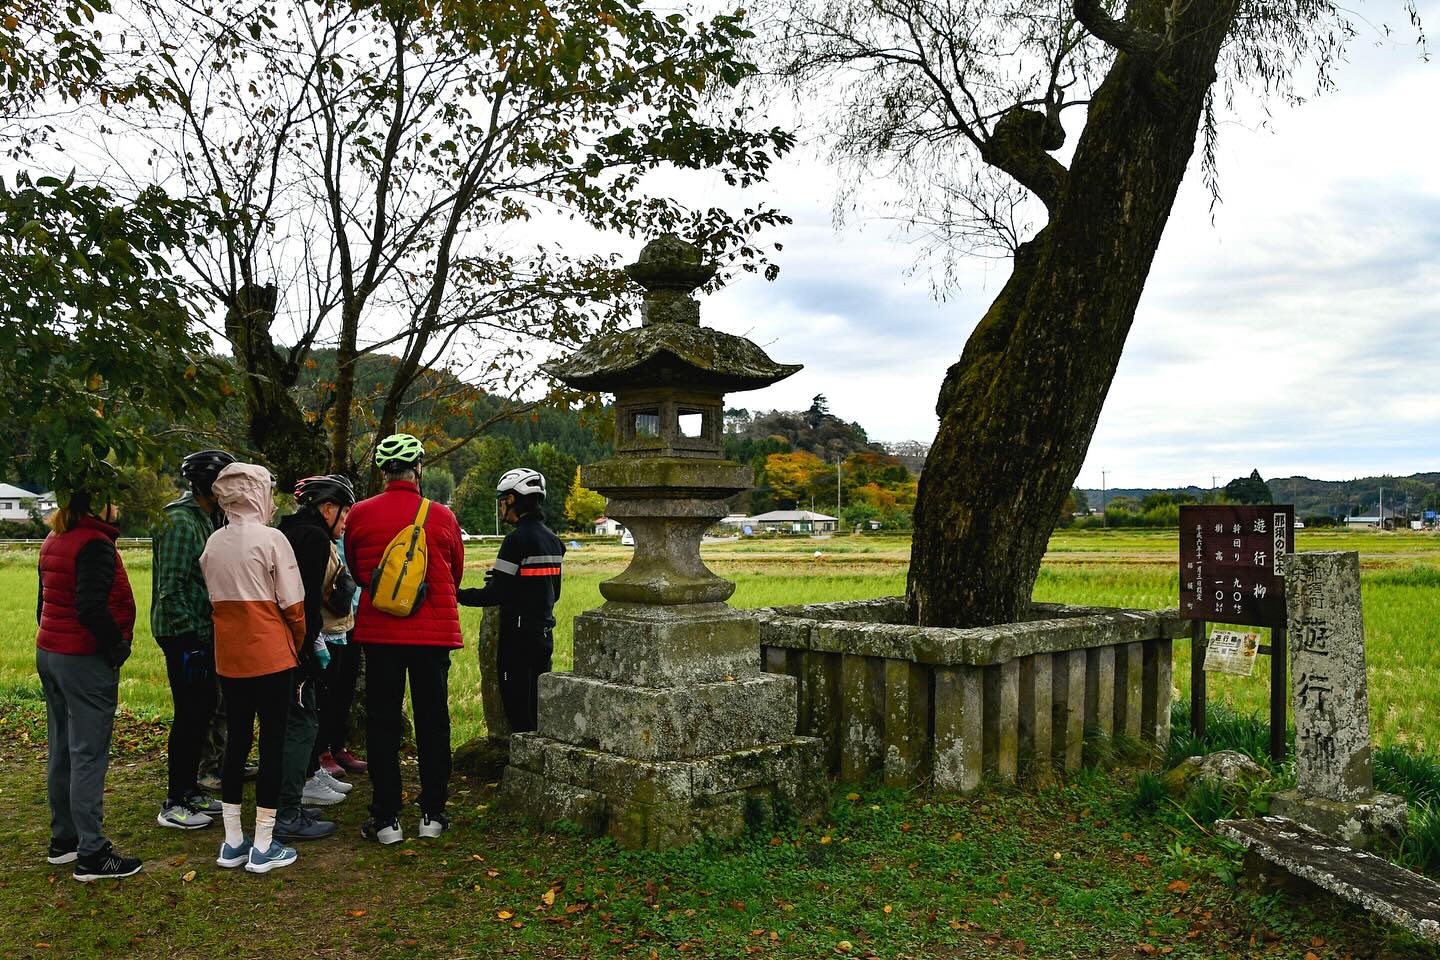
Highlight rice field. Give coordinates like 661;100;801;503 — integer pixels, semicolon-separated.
2;528;1436;748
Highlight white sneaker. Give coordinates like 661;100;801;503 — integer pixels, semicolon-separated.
418;812;450;839
301;776;345;806
157;801;214;830
312;768;353;794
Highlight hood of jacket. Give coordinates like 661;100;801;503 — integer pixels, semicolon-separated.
211;463;275;525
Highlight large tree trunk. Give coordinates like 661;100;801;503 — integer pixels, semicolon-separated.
908;2;1240;628
224;283;329;487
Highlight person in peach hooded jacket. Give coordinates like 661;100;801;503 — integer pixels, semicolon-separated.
199;463;305;875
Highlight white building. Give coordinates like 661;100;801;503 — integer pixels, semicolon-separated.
749;510;839;534
594;516;624;536
0;483;54;523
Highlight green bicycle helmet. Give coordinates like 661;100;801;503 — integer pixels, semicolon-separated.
375;433;425;470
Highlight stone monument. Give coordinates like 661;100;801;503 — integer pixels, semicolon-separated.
500;235;826;848
1269;551;1406;850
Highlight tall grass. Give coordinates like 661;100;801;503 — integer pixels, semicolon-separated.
3;531;1437;747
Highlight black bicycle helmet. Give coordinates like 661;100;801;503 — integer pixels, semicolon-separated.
293;474;357;507
181;449;237;495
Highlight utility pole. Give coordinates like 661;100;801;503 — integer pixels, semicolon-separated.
1380;482;1385;530
1101;470;1109;527
836;454;843;514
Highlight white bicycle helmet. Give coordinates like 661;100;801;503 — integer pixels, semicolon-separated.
496;467;546;500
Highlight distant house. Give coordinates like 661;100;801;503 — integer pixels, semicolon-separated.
718;515;750;527
749;510;838;534
0;483;53;524
1344;507;1400;530
594;516;624;536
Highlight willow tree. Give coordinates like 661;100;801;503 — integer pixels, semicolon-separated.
769;1;1424;626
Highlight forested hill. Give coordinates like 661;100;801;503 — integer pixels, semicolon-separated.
1079;472;1440;521
297;350;613;468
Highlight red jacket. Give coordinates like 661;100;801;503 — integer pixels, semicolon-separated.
345;480;464;648
37;516;136;656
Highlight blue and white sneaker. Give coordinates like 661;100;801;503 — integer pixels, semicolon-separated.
216;836;253;869
244;841;297;874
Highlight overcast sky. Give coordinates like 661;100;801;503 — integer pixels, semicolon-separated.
689;13;1439;491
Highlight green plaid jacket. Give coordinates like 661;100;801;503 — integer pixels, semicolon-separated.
150;492;218;643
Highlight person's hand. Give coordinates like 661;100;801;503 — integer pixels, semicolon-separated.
181;643;213;681
104;637;132;670
456;587;484;606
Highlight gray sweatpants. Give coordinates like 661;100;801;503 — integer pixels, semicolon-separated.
36;648;119;856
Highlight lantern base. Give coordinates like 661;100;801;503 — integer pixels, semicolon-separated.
501;734;826;850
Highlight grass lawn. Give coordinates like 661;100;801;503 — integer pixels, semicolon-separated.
0;703;1434;959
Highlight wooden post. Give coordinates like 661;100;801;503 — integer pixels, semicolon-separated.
1190;620;1206;743
1269;623;1287;763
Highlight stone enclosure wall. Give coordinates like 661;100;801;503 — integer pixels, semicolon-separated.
756;598;1187;792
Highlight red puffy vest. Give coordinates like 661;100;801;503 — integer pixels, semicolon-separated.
37;516;136;656
344;480;464;649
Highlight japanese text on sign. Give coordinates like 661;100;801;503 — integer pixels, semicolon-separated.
1179;504;1294;627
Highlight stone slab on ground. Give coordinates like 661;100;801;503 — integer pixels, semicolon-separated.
1218;816;1440;943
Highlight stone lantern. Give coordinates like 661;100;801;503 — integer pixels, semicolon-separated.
500;235;824;848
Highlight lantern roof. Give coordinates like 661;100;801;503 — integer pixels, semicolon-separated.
542;236;801;394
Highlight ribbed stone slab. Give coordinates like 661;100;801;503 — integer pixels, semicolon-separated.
983;661;1020;783
1053;650;1086;772
934;665;983;793
1019;653;1054;780
1085;646;1116;740
572;603;761;687
1115;641;1144;740
535;672;797;761
883;659;929;786
1142;638;1173;748
840;654;885;781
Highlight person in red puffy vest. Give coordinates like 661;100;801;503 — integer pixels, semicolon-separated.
35;475;142;883
344;433;464;845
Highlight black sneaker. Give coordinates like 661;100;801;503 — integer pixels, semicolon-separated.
47;837;78;865
360;817;403;844
73;844;143;882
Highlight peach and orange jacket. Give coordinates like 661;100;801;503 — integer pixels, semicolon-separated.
200;463;305;678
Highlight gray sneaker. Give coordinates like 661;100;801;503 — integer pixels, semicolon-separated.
157;801;213;830
185;792;222;813
274;812;336;842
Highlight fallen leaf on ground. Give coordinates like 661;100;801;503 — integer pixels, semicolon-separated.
181;870;196;882
497;910;514;920
542;889;556;906
1165;880;1189;894
346;910;366;918
846;792;860;801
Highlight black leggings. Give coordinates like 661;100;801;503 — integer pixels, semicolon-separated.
317;640;361;754
157;635;220;804
218;669;292;808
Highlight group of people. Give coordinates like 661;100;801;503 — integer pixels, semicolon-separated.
35;433;565;880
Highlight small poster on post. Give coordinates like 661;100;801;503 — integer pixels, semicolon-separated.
1204;630;1261;676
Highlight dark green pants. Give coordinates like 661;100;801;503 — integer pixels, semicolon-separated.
277;678;318;820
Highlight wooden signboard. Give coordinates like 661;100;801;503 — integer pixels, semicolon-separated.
1179;504;1296;762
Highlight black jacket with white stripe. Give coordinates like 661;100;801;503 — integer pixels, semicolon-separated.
457;513;564;633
